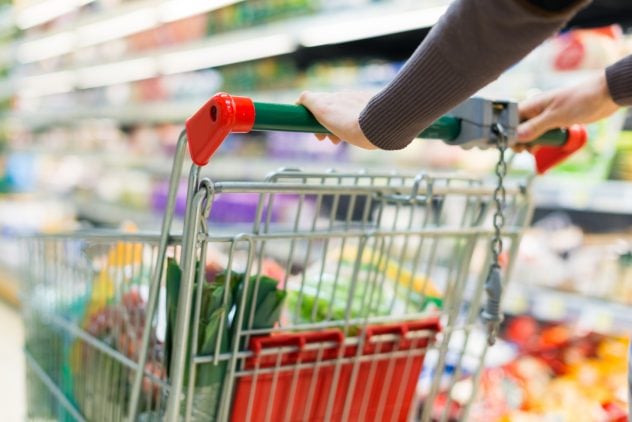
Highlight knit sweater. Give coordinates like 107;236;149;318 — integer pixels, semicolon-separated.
607;55;632;106
358;0;632;150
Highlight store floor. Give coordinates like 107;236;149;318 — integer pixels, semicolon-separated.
0;301;25;422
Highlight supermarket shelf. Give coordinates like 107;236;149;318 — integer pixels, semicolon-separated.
532;178;632;215
13;145;355;181
13;141;632;215
149;157;363;181
16;1;449;95
10;92;299;128
11;101;199;128
0;4;13;36
0;263;20;307
0;45;13;68
15;0;95;30
504;283;632;335
0;6;15;69
295;1;447;47
117;154;345;181
0;76;14;100
73;196;168;229
16;0;241;44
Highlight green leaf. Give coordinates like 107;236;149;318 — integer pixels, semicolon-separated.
252;289;287;329
233;274;283;333
165;258;182;378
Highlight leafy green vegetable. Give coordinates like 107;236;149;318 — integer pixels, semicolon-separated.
286;268;441;327
232;274;286;339
165;259;285;421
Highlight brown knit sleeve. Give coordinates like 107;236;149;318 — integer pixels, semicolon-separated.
359;0;590;150
606;55;632;106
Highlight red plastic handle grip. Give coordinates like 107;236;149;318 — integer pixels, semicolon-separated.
186;93;255;166
534;124;588;174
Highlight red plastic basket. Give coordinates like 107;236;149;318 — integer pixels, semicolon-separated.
231;318;441;422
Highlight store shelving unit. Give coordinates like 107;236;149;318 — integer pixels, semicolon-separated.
10;90;301;128
4;0;453;236
533;178;632;215
4;2;632;291
504;282;632;336
12;0;448;96
0;4;14;103
72;195;167;227
15;0;243;53
0;263;19;306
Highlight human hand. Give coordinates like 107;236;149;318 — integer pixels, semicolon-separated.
297;91;378;150
517;72;619;143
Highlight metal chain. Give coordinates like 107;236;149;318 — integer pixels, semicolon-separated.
490;122;508;264
481;122;508;346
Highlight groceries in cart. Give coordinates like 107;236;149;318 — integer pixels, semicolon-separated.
284;245;443;327
164;251;289;421
24;228;444;420
165;240;444;421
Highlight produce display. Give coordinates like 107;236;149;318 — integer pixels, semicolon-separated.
610;131;632;181
205;0;315;35
426;316;629;422
512;217;632;305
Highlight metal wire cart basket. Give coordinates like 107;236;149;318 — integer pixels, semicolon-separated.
19;93;587;421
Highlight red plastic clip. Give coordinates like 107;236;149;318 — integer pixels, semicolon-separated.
534;125;587;174
249;331;343;356
185;92;255;166
364;318;441;352
250;334;306;356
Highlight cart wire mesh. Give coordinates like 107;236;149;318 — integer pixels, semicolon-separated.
20;168;532;421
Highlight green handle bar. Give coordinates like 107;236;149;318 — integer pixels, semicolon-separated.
252;101;568;146
186;93;586;171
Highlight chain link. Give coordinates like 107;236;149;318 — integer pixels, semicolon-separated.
490;123;508;264
480;122;510;346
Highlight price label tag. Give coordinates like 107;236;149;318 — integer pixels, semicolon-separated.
532;294;566;321
577;308;614;333
503;290;529;315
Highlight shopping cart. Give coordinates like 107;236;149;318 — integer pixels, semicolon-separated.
19;93;587;422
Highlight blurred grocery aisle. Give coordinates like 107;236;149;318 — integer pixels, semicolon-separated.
0;0;630;421
0;301;25;422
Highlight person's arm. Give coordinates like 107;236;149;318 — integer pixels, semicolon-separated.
516;54;632;142
299;0;590;150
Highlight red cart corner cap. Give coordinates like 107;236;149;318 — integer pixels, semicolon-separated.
185;92;255;166
534;124;587;174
